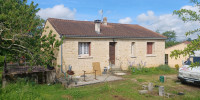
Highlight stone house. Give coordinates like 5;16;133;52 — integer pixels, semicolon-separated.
42;18;166;75
165;41;190;68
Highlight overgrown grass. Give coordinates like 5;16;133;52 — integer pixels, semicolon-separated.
1;73;200;100
129;65;177;75
1;64;200;100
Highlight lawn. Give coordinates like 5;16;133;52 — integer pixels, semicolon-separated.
0;68;200;100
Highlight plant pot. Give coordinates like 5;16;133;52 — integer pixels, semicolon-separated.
67;70;74;75
9;61;13;64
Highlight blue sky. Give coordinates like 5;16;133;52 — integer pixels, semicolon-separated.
28;0;199;41
30;0;192;23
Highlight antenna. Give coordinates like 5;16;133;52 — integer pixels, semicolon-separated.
99;9;103;22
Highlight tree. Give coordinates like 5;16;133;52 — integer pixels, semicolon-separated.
165;41;180;48
187;38;192;41
171;0;200;67
155;29;160;33
162;31;179;48
162;31;176;42
0;0;63;67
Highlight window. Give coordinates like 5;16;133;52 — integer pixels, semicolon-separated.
131;42;135;56
165;54;168;65
147;42;154;54
78;42;91;56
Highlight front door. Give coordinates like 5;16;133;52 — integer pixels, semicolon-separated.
109;42;116;64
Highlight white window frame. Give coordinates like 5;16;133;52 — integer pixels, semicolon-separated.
131;42;136;56
78;42;90;56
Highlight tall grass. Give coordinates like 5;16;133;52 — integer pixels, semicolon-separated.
129;64;177;75
0;78;113;100
0;79;44;100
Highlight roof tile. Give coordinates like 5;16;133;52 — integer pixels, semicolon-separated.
47;18;166;39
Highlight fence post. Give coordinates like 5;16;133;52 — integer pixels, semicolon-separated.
2;55;7;88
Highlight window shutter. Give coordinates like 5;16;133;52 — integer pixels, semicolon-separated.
147;42;153;54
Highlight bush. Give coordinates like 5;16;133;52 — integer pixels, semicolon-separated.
175;64;179;70
156;64;171;71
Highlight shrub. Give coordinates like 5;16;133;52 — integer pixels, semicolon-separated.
130;64;176;75
175;64;179;70
156;64;171;71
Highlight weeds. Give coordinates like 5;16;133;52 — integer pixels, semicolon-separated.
0;78;43;100
129;64;177;75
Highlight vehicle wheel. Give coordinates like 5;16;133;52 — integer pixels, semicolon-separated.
180;79;186;84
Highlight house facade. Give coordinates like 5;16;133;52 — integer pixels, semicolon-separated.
165;41;190;68
43;18;166;75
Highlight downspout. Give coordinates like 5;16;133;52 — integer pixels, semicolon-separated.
60;35;66;79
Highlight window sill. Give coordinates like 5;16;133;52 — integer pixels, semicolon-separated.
146;54;156;57
130;56;137;58
78;56;93;59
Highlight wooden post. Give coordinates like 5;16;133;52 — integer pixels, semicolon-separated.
42;72;45;83
94;70;97;80
83;70;86;81
2;74;7;88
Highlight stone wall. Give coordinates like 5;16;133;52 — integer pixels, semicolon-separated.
165;43;189;68
43;20;166;76
60;38;165;75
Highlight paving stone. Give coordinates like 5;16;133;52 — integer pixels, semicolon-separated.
139;90;148;94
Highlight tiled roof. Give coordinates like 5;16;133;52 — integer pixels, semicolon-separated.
47;18;166;39
165;41;191;49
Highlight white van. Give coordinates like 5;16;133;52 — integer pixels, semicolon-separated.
178;51;200;84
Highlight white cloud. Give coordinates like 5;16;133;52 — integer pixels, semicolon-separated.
136;5;200;41
118;17;132;24
137;11;158;24
37;4;76;20
181;5;199;12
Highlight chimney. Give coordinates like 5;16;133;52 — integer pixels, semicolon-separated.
103;17;107;26
94;20;101;34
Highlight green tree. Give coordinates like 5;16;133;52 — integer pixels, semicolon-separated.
162;31;176;42
165;41;180;48
187;38;192;41
171;0;200;67
0;0;63;67
162;31;179;48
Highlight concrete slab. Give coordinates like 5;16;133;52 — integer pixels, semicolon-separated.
59;74;123;88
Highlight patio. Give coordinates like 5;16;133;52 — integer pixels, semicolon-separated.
58;74;124;88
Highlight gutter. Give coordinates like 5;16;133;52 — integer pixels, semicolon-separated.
60;35;67;79
62;35;167;40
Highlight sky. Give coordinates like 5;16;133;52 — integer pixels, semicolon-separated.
28;0;200;41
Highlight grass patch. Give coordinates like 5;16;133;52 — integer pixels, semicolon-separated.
1;71;200;100
0;74;200;100
137;78;146;82
129;65;177;75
